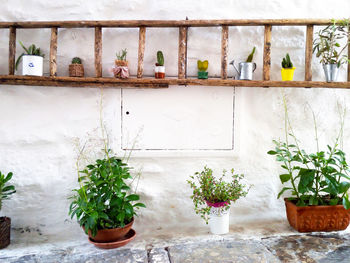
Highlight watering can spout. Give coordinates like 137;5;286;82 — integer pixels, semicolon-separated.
229;60;240;75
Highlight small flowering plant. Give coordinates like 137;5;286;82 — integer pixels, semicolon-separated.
187;166;250;224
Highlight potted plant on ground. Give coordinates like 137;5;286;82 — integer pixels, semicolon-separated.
187;166;250;235
197;60;208;79
268;98;350;232
230;47;257;80
112;49;129;79
69;57;84;77
15;41;45;76
69;149;145;248
281;53;295;81
155;51;165;79
313;19;350;82
0;171;16;249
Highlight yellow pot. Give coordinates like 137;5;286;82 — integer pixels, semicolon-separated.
281;67;296;81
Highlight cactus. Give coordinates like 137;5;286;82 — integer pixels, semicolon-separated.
246;47;256;63
197;60;208;71
71;57;82;64
116;49;127;61
281;53;293;68
156;51;164;66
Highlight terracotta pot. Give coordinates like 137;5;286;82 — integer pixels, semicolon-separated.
284;198;350;232
0;217;11;249
87;217;134;243
69;64;84;77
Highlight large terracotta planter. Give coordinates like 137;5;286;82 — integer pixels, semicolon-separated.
0;217;11;249
284;198;350;232
87;217;134;242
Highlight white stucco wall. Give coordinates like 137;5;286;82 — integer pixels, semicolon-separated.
1;0;350;245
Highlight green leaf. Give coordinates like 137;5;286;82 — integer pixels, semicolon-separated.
125;194;140;201
280;174;291;183
133;202;146;208
339;182;350;193
342;195;350;210
277;187;292;199
329;199;339;206
267;150;277;155
298;169;315;194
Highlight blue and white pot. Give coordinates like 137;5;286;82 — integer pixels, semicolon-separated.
22;55;43;76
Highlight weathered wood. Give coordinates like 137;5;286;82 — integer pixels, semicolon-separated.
0;19;336;29
137;26;146;78
49;27;58;77
348;28;350;81
305;25;314;81
0;75;350;89
178;26;188;79
221;26;229;79
94;27;102;77
263;25;272;81
8;26;16;75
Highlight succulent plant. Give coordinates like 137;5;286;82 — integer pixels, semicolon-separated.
281;53;293;68
15;41;45;70
71;57;82;64
116;49;127;61
246;47;256;63
156;51;164;66
197;60;208;71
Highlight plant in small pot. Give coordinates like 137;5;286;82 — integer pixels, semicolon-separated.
69;149;145;249
155;51;165;79
15;41;45;76
197;60;208;79
187;166;250;235
281;53;295;81
313;19;350;82
268;98;350;232
230;47;257;80
0;171;16;249
69;57;84;77
112;48;129;79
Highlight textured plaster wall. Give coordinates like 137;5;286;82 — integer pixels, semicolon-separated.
1;0;350;245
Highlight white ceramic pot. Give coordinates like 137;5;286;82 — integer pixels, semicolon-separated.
208;207;230;234
155;65;165;73
22;55;43;76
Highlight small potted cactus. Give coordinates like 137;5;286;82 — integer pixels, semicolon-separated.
281;53;295;81
69;57;84;77
155;51;165;79
113;49;129;79
197;60;208;79
15;41;45;76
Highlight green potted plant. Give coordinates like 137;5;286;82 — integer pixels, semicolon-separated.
197;60;208;79
155;51;165;79
113;48;129;79
230;47;257;80
69;57;84;77
187;166;250;234
268;99;350;232
313;19;350;82
69;149;145;248
0;171;16;249
15;41;45;76
281;53;295;81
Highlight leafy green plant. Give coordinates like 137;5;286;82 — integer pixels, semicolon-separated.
71;57;82;64
246;47;256;63
156;51;164;66
197;60;208;71
281;53;293;68
187;166;250;224
313;19;350;67
268;97;350;209
69;149;146;237
15;41;45;70
0;171;16;211
116;49;127;61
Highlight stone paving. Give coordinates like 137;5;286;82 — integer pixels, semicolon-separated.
1;233;350;263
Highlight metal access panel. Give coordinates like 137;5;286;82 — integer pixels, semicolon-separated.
121;86;234;150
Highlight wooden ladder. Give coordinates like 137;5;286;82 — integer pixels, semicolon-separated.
1;19;350;89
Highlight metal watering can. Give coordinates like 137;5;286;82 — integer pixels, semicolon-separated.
230;60;256;80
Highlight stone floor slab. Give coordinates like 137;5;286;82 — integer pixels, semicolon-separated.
148;247;170;263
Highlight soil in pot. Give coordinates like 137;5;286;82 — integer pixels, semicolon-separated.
87;217;134;243
284;198;350;232
0;217;11;249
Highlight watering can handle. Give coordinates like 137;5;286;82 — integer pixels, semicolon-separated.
252;63;257;72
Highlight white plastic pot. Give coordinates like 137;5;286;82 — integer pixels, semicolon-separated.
208;207;230;234
22;55;43;76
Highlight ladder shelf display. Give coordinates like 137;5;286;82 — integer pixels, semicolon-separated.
1;19;349;89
